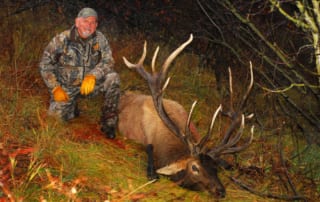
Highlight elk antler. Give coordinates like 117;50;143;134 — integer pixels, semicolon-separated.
203;62;255;159
123;34;197;154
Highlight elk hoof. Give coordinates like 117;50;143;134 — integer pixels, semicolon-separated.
147;172;159;180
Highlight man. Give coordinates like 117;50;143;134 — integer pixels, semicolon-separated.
39;8;119;139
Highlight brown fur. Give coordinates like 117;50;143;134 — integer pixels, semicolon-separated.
118;91;200;168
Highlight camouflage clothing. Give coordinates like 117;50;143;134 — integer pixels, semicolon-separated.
39;26;120;128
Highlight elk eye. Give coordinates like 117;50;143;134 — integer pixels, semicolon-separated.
192;165;200;174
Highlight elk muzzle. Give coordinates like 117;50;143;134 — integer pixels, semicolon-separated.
207;174;226;198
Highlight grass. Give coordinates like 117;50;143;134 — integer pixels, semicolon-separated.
0;3;319;202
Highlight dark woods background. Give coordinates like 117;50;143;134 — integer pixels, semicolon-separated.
33;0;317;143
1;0;319;200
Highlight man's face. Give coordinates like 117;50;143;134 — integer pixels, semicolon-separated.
75;16;97;39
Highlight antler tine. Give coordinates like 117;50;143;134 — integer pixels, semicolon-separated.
220;125;254;155
228;68;234;113
222;115;245;149
185;100;198;155
139;41;148;66
198;104;222;152
151;46;160;73
160;34;193;81
220;67;234;119
123;41;149;80
239;61;254;110
207;115;247;158
123;41;147;68
186;101;198;135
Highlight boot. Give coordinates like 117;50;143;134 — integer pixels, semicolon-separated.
100;76;120;139
74;103;80;118
101;125;116;139
100;108;118;139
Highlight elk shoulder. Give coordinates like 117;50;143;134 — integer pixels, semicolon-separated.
118;91;200;168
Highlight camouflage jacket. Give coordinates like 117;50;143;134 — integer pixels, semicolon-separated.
39;26;115;90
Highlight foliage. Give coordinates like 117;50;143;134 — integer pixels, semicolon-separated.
192;3;320;197
0;1;319;201
271;0;320;84
293;144;320;182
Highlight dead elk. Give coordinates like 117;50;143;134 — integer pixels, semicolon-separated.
118;34;254;197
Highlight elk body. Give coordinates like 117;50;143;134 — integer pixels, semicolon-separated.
118;34;254;197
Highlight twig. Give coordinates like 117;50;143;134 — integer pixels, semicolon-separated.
120;179;157;201
230;177;309;201
6;0;51;17
260;83;319;93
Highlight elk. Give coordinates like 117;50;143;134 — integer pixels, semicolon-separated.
118;34;254;197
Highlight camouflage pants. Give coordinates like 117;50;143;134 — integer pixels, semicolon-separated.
48;72;120;128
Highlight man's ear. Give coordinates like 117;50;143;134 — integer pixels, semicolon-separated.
75;18;80;28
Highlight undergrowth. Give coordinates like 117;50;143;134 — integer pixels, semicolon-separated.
0;3;319;202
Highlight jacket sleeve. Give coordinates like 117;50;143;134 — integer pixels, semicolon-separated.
39;32;67;91
89;32;115;80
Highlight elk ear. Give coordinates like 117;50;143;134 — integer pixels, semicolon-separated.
156;159;188;175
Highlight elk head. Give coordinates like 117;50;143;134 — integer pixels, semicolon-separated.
122;34;254;197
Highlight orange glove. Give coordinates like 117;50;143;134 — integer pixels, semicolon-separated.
80;74;96;95
52;86;69;102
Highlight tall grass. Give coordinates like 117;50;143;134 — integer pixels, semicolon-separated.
0;3;318;202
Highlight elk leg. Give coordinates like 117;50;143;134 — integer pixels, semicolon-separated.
146;144;159;180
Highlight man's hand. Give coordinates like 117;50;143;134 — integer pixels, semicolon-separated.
80;74;96;95
52;86;69;102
